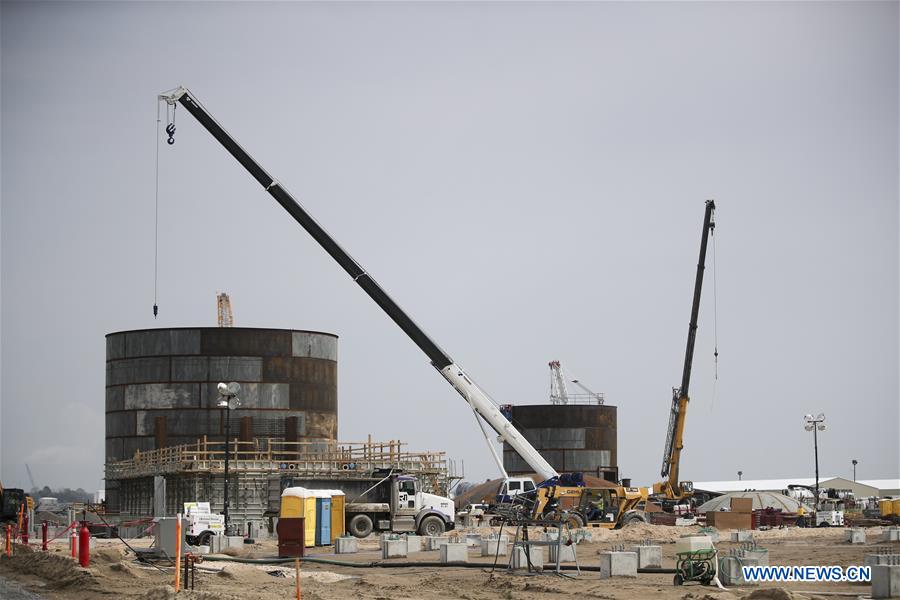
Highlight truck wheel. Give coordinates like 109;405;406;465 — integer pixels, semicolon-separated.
618;511;648;528
349;514;374;538
418;516;445;537
565;514;585;529
198;531;213;547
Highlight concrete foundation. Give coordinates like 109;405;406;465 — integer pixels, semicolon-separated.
598;551;638;578
865;553;900;567
382;539;408;559
731;530;752;543
884;527;900;542
427;536;449;551
440;543;468;563
846;529;866;544
872;565;900;599
718;555;760;586
335;537;358;554
549;543;578;563
482;538;509;557
511;545;544;571
405;535;423;553
630;545;662;568
465;533;483;548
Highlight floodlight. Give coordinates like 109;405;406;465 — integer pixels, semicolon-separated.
803;414;813;422
804;424;814;431
817;423;827;431
217;382;229;395
816;413;825;422
226;382;241;396
217;399;229;408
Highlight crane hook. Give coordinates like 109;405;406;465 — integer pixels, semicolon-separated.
166;122;176;145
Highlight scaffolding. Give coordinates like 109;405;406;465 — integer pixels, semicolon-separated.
107;436;456;490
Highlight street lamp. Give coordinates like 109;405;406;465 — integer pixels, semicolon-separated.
737;470;743;481
217;382;241;535
803;413;826;511
852;459;858;482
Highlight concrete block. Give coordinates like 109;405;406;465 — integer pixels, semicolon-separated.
405;535;423;553
548;543;577;563
731;530;753;543
865;553;900;567
742;548;769;567
883;527;900;542
598;551;638;578
378;534;396;549
572;529;593;543
846;529;866;544
335;537;358;554
872;565;900;599
465;533;483;548
427;536;449;551
382;539;408;559
630;545;662;568
510;545;543;570
226;536;243;549
440;543;468;563
481;538;509;557
718;555;760;586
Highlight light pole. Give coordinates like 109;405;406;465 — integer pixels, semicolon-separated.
803;413;826;511
217;382;241;536
737;470;743;481
852;459;858;482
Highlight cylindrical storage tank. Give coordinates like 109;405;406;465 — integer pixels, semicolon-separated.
501;404;617;482
105;328;338;509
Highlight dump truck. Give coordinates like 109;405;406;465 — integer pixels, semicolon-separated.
344;472;454;538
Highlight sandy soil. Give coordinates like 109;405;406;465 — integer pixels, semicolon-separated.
0;524;895;599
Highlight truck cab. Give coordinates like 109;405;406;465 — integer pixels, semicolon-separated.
495;477;537;504
346;474;454;538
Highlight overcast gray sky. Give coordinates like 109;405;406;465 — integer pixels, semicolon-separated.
1;1;897;493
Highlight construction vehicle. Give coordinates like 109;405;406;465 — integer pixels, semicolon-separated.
652;200;716;503
343;472;454;537
0;481;27;523
159;87;714;532
159;86;564;536
281;471;454;537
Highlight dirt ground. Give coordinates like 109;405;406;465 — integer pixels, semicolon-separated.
0;524;895;599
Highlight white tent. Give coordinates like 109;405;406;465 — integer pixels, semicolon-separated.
698;491;802;513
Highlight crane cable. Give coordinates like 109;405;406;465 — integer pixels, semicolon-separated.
711;224;719;411
153;100;161;319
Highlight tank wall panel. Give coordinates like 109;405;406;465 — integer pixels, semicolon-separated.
292;332;338;361
208;356;263;382
106;387;125;412
107;412;136;436
236;383;290;409
200;329;292;357
108;358;170;386
124;383;201;410
107;335;126;360
125;329;201;357
171;357;209;381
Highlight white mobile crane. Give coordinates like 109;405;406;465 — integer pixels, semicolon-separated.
158;87;562;490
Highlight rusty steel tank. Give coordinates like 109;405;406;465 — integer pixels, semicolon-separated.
502;403;618;482
104;327;338;464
